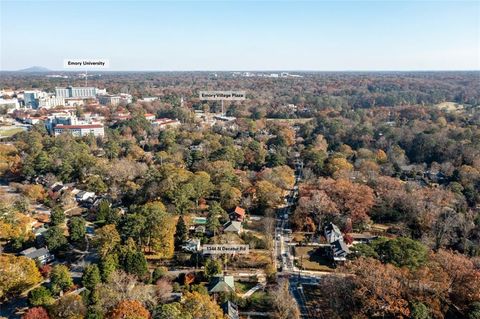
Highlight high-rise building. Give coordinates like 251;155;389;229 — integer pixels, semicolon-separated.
55;88;70;98
55;87;100;98
24;91;39;108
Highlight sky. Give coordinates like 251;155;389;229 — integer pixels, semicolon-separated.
1;0;479;71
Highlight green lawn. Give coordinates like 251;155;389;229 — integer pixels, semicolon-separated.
247;290;271;311
235;281;257;294
0;127;24;137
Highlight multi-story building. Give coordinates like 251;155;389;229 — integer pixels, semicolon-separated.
38;96;65;109
23;91;40;108
98;93;132;106
53;124;105;137
0;98;21;113
64;98;85;107
98;94;121;106
55;86;100;98
44;112;78;133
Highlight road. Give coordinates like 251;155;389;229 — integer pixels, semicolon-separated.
272;159;316;318
272;159;332;319
274;159;302;273
70;227;96;278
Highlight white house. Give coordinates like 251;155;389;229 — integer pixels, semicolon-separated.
75;191;96;202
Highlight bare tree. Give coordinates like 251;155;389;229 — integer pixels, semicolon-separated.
271;280;300;319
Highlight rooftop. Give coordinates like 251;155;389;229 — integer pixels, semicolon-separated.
209;275;235;293
55;124;103;129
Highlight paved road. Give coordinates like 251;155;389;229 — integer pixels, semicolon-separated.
272;159;316;318
273;159;302;273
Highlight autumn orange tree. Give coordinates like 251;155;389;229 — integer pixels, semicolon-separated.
181;291;225;319
108;299;150;319
347;257;411;318
431;249;480;312
293;178;374;229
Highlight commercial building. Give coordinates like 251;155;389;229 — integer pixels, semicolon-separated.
98;94;120;106
45;113;78;133
0;98;20;112
55;86;100;98
38;96;65;109
23;90;43;108
53;124;105;137
98;93;132;106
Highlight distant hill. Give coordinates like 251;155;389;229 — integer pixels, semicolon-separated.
18;66;51;72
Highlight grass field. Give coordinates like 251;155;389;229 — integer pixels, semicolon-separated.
0;127;24;137
235;281;257;294
293;246;334;272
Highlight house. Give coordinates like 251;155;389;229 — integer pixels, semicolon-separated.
144;113;156;121
330;239;350;262
324;222;343;244
33;225;48;237
223;221;242;234
231;206;246;221
20;247;54;265
181;238;201;252
50;182;67;194
222;301;240;319
209;275;235;293
33;226;49;246
189;144;204;152
75;191;96;202
152;118;181;130
324;222;350;263
194;225;206;234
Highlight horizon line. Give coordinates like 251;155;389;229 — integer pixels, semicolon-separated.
1;69;480;73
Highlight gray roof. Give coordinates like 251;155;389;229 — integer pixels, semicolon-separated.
51;184;65;192
324;222;342;244
209;275;235;293
21;247;50;259
34;226;48;236
222;301;240;319
331;239;350;257
223;221;242;232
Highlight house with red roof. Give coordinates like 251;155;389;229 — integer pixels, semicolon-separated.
231;206;246;221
